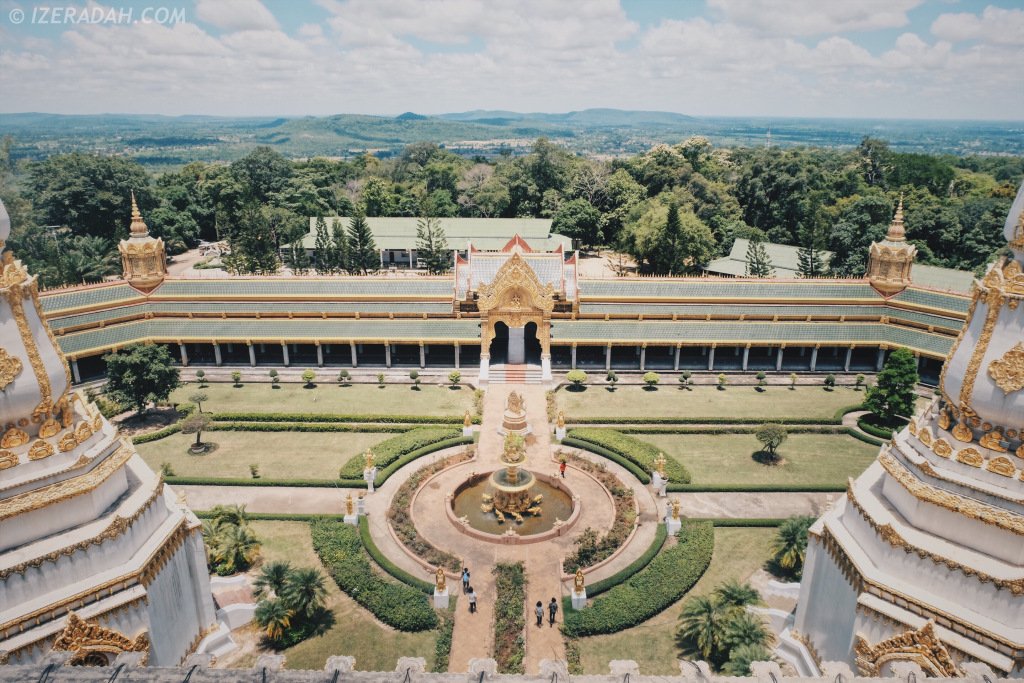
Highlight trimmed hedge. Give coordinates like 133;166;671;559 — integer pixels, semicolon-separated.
433;604;456;673
668;483;846;493
560;438;650;484
586;523;668;598
858;417;897;439
208;422;410;433
358;516;434;594
338;428;461;479
616;425;846;435
569;416;843;426
561;520;714;637
212;411;476;425
695;518;787;527
835;404;866;420
492;562;527;674
372;436;473;486
846;427;885;446
310;519;438;631
566;429;691;484
133;423;182;444
195;511;345;522
166;476;365;488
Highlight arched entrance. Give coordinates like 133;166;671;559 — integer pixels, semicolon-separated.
524;322;541;364
490;322;510;363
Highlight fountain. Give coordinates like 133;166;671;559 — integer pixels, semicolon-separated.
481;433;542;523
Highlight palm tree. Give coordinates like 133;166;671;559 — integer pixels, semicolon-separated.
253;561;292;598
722;611;772;650
771;515;815;576
714;579;762;611
722;643;773;676
212;524;260;574
677;595;727;660
254;599;292;642
209;504;250;529
282;567;328;618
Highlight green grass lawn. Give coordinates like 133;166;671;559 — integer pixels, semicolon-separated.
170;383;474;417
251;521;438;671
556;385;863;420
575;527;775;675
640;433;878;487
137;431;388;480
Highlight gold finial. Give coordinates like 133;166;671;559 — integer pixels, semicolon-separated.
129;191;148;237
654;452;667;477
886;193;906;242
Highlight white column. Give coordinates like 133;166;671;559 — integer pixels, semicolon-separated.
742;346;750;371
844;346;853;372
478;354;490;384
876;348;886;371
810;346;818;372
385;343;392;368
248;344;256;367
776;347;784;371
674;345;680;371
282;343;290;367
454;343;460;369
316;344;324;368
179;344;189;367
639;345;646;371
707;345;716;371
571;344;577;370
916;353;922;370
541;354;552;381
71;359;81;384
605;344;612;371
419;344;425;369
213;343;222;366
350;341;358;368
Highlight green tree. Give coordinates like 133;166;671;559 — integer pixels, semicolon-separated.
224;203;281;275
745;237;774;277
254;599;292;642
448;370;462;387
331;218;349;273
771;515;815;578
723;644;773;676
624;200;716;275
864;347;919;425
188;392;208;413
415;216;451;274
677;595;726;661
286;237;310;275
231;371;242;387
714;580;763;612
566;369;588;388
181;412;212;450
346;211;378;274
552;198;603;248
312;216;333;273
754;423;788;460
103;344;180;414
254;560;293;598
796;224;828;278
755;371;767;390
606;370;618;389
207;520;260;575
302;369;316;387
643;371;660;388
230;146;293;203
282;567;328;619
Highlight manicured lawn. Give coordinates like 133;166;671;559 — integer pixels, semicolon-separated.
640;433;878;487
169;383;474;417
138;431;388;480
556;385;862;420
251;521;438;671
575;527;775;675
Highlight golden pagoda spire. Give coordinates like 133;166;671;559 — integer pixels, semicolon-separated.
886;193;906;242
129;191;148;237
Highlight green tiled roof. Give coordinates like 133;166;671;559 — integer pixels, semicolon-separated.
301;217;572;251
152;278;454;298
549;321;954;356
579;279;882;300
57;319;482;356
910;264;974;293
39;283;144;313
892;286;972;314
705;238;834;276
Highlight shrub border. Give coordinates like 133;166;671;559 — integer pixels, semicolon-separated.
358;516;434;594
586;522;668;598
559;437;649;484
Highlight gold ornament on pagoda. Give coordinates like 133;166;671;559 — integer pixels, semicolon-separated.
0;346;23;390
58;431;77;452
52;612;150;666
956;447;983;468
39;417;60;438
952;421;973;443
1;427;28;448
987;343;1024;395
979;429;1008;452
0;450;16;470
986;456;1015;478
853;621;960;677
28;439;54;461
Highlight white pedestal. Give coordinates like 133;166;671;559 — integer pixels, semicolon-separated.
666;517;681;535
463;426;473;437
433;588;449;609
555;426;566;440
571;590;587;610
343;514;358;526
363;467;377;493
541;355;552;381
652;472;668;498
478;355;490;384
356;497;366;516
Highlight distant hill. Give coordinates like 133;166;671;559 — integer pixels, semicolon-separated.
440;108;696;127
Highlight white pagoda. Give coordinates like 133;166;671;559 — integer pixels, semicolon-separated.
794;183;1024;677
0;199;215;666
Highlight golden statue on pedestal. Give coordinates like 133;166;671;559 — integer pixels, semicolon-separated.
574;568;585;593
345;492;354;516
654;452;667;477
435;567;446;592
507;391;524;414
670;498;681;520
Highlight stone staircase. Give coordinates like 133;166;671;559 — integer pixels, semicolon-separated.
488;363;543;384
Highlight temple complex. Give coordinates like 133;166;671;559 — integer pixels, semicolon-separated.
793;183;1024;676
0;200;216;666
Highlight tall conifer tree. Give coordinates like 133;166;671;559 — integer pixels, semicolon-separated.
346;211;378;274
312;216;332;273
331;218;349;274
745;237;774;278
415;216;450;274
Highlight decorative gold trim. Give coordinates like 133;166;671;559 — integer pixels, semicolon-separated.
0;346;23;390
52;612;149;665
979;429;1009;452
933;438;952;458
75;420;93;442
956;447;983;467
58;431;77;452
987;342;1024;395
907;420;918;436
918;428;933;446
29;279;72;390
854;621;960;677
0;443;133;521
39;417;60;438
27;439;54;461
3;281;53;419
952;421;973;443
938;409;951;431
959;287;1003;409
880;452;1024;535
0;450;16;470
986;456;1016;478
1;426;28;448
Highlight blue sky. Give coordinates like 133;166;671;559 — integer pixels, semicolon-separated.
0;0;1021;119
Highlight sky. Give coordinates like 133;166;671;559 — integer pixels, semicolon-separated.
0;0;1022;120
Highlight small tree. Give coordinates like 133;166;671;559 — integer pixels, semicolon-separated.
864;347;919;425
855;373;865;391
103;343;181;415
566;369;588;389
160;461;175;477
642;371;660;389
679;370;692;390
448;370;461;388
771;515;815;578
409;370;420;390
338;369;350;386
789;372;797;390
755;423;788;461
189;392;208;413
195;369;206;387
181;412;212;452
376;372;386;387
231;370;242;387
824;373;836;391
249;463;260;479
269;369;280;388
301;369;316;388
717;373;727;390
606;370;618;390
755;371;767;391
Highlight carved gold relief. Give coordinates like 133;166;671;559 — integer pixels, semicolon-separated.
956;447;983;467
28;439;54;461
39;417;60;438
918;428;933;447
0;450;17;470
937;409;951;431
952;421;973;443
986;456;1015;478
91;413;103;432
932;439;952;458
0;346;23;390
987;342;1024;395
907;420;918;436
3;282;53;419
58;431;77;452
979;429;1008;452
853;621;960;677
51;612;150;666
75;421;93;442
1;427;28;448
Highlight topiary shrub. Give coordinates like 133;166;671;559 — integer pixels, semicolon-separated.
566;369;588;390
567;428;690;483
642;371;660;389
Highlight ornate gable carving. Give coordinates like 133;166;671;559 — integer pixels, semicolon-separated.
51;612;150;665
988;342;1024;395
854;621;960;677
477;252;556;319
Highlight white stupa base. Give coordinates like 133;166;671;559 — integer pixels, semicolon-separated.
666;517;681;535
571;590;587;610
434;588;449;609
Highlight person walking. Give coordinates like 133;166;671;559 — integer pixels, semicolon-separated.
559;461;567;478
468;587;477;613
535;601;544;627
548;597;558;626
461;567;470;593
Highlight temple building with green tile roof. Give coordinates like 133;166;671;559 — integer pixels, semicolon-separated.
34;202;973;387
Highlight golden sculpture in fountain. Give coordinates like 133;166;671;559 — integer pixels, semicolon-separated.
480;431;543;524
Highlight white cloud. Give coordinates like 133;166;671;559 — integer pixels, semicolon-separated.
195;0;280;32
931;5;1024;45
707;0;923;36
